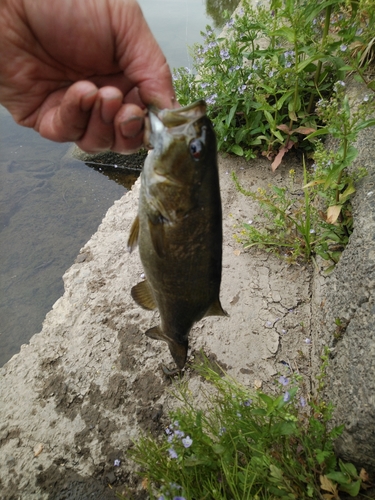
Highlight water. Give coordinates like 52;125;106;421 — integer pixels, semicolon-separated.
0;0;238;366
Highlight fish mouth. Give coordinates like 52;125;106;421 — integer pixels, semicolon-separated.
155;100;207;128
144;100;207;149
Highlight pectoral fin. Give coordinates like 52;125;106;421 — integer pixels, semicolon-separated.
127;216;139;253
148;215;167;258
204;297;228;318
131;280;157;310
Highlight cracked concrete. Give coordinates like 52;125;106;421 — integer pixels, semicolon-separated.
311;78;375;474
0;151;314;499
0;78;374;498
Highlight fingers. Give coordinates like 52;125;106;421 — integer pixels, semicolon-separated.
76;86;123;152
37;82;145;153
37;81;99;142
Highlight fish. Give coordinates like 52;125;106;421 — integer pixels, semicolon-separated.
127;100;227;374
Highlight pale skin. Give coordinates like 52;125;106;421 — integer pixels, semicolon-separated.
0;0;176;153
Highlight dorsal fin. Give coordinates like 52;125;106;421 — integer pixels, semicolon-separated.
131;280;157;310
204;297;228;318
127;216;139;253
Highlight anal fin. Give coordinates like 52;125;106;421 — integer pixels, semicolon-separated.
131;280;157;310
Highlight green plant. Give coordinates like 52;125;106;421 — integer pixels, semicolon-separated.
172;0;375;163
128;355;369;500
233;84;374;264
232;162;317;262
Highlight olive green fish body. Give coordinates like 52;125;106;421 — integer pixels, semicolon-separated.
128;101;226;371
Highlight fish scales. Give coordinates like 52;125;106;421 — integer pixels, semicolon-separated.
128;100;227;374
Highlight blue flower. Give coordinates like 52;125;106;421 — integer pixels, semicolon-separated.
283;391;291;402
300;396;306;408
174;430;185;438
113;459;121;467
182;436;193;448
243;399;252;406
168;448;178;459
340;44;347;52
201;82;210;89
219;426;226;435
170;482;182;490
279;375;289;386
173;497;186;500
206;93;218;105
238;84;247;94
220;49;230;60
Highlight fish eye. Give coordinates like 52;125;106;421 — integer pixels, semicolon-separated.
189;138;204;160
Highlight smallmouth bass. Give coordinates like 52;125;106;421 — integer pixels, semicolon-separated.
128;100;227;374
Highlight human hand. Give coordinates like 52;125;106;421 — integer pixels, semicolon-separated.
0;0;176;153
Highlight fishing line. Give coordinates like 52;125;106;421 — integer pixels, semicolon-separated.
185;0;190;69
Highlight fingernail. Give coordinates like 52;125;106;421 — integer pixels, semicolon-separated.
120;116;144;138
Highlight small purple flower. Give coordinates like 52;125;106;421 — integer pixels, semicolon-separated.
279;375;289;386
182;436;193;448
169;482;182;490
174;430;185;438
165;427;172;435
237;412;242;418
226;18;235;28
243;399;252;406
168;448;178;459
300;396;306;407
173;497;186;500
285;61;292;68
340;44;347;52
114;459;121;467
167;434;174;443
283;391;291;402
305;338;312;345
238;84;247;94
206;93;218;105
158;496;165;500
219;426;226;435
220;49;230;60
364;95;369;102
269;70;275;77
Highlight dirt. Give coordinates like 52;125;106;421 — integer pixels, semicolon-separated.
0;152;314;499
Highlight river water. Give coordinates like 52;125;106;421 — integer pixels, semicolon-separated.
0;0;238;366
